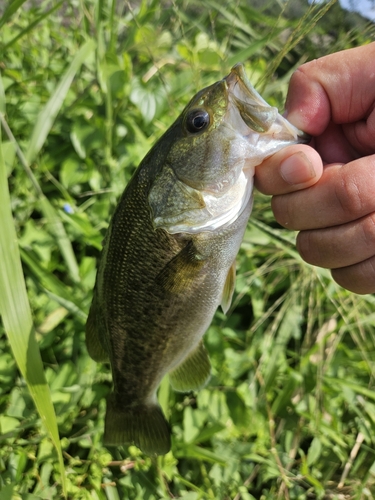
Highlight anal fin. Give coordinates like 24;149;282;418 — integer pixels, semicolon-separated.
221;260;236;314
169;340;211;392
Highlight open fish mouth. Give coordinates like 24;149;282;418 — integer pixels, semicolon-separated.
182;64;310;233
150;64;310;236
185;64;311;234
224;63;310;143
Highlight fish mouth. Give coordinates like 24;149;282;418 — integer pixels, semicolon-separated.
151;65;311;236
224;63;309;142
170;65;311;235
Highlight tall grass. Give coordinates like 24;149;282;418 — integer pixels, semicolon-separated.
0;128;67;497
0;0;374;498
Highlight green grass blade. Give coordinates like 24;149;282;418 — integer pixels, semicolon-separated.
177;445;227;465
258;0;337;89
39;196;81;283
0;73;5;114
0;0;29;30
226;34;281;67
0;114;81;283
0;136;67;497
2;1;65;50
19;247;87;318
25;39;96;164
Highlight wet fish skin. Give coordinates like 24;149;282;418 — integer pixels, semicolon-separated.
86;64;308;455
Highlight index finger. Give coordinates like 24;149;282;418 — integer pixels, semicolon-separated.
272;155;375;230
255;144;323;195
285;42;375;136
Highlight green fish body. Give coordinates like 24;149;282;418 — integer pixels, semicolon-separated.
86;64;308;455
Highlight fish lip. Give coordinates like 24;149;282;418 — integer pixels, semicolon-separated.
224;63;279;134
224;63;250;91
224;63;265;106
225;63;311;142
297;130;312;143
224;63;260;105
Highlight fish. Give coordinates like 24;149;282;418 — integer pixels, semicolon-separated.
85;63;308;455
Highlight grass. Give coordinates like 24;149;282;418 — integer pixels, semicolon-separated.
0;0;375;498
0;122;66;498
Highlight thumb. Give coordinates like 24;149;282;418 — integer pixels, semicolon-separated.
254;145;323;195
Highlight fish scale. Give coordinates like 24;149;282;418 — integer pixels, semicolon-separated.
86;64;309;455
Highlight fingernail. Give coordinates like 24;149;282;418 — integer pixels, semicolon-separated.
280;152;316;185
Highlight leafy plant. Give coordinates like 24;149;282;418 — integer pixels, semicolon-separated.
0;0;374;498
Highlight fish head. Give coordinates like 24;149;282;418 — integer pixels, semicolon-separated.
149;64;309;234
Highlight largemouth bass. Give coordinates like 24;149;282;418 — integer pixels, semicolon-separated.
86;64;308;455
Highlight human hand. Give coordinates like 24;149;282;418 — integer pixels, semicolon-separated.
255;42;375;294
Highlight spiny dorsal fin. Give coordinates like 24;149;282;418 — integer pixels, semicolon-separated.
220;260;236;314
169;340;211;392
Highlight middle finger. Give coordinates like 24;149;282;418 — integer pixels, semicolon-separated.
272;156;375;230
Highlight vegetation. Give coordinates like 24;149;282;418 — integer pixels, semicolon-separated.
0;0;375;498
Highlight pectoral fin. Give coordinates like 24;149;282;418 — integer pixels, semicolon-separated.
169;340;211;392
85;297;109;362
155;241;206;294
221;260;236;314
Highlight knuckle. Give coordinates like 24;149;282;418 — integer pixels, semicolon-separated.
292;60;318;79
361;213;375;249
334;160;375;221
296;231;315;264
297;229;328;267
271;194;297;229
271;195;287;226
334;170;365;219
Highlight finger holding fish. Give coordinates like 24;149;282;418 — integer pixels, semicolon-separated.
255;144;323;195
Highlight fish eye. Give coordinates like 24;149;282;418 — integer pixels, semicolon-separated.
186;109;210;134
